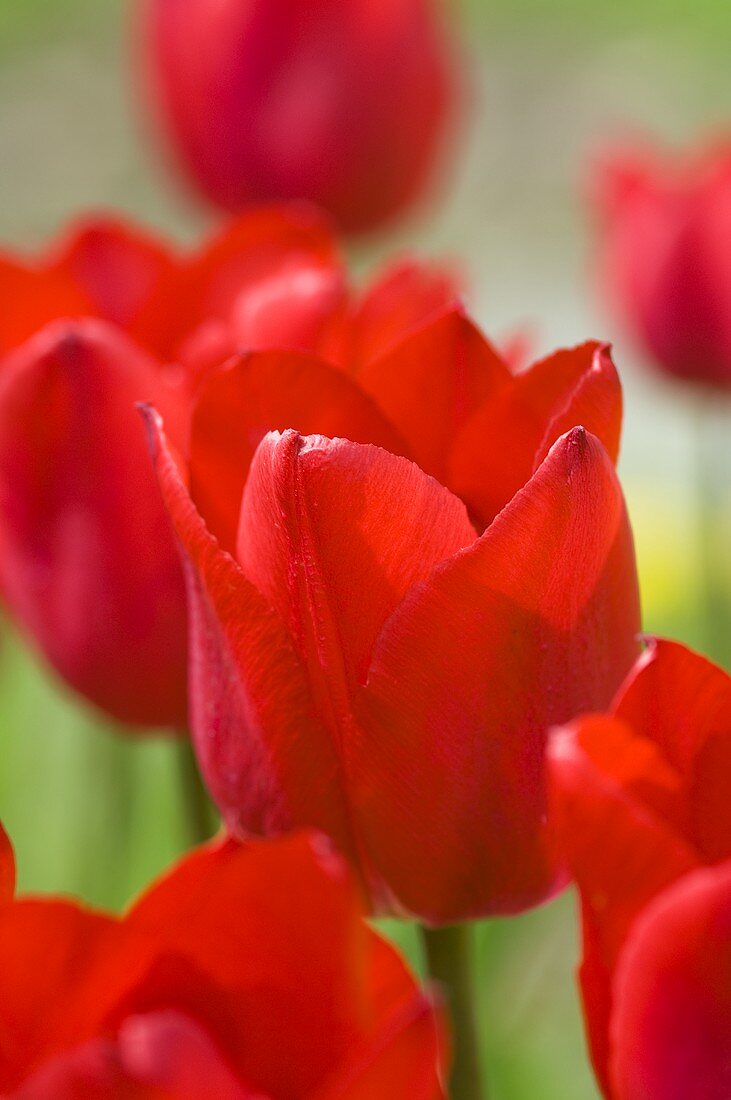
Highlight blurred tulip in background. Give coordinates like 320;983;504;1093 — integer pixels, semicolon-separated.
592;140;731;389
139;0;458;234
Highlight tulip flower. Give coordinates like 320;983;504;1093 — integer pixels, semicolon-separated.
0;319;190;727
146;325;640;923
139;0;457;234
548;639;731;1099
592;140;731;388
0;207;456;727
0;824;446;1097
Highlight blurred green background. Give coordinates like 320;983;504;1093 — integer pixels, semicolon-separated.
1;1;730;1097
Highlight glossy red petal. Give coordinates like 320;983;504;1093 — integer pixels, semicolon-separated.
140;206;341;360
354;428;640;922
237;431;476;694
548;715;702;1092
613;638;731;770
189;352;409;551
128;830;425;1097
357;310;510;484
449;342;622;526
48;215;177;334
531;344;622;470
0;320;188;727
613;639;731;863
127;834;367;1011
145;411;363;862
315;990;446;1100
690;727;731;865
0;823;15;904
610;862;731;1100
345;258;462;369
548;716;699;962
227;260;346;356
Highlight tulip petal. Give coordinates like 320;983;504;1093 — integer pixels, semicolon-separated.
189;352;409;551
0;830;441;1096
236;431;477;694
48;216;177;334
548;717;699;964
128;830;427;1097
127;834;366;1008
531;344;622;469
315;990;446;1100
0;320;188;726
118;1011;263;1099
227;261;346;355
145;412;365;863
610;862;731;1100
346;258;461;368
613;638;731;770
141;206;341;360
358;309;511;483
613;638;731;863
0;901;155;1090
355;428;640;922
548;715;701;1092
0;259;91;356
449;342;622;526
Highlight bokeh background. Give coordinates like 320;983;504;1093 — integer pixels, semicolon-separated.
1;2;730;1097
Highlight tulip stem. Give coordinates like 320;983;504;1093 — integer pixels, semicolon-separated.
421;923;485;1099
175;735;216;847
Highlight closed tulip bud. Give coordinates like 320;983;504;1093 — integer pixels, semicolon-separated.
146;321;641;923
592;140;731;388
548;639;731;1099
139;0;457;233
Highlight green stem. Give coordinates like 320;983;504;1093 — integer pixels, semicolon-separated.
422;924;485;1099
175;735;216;847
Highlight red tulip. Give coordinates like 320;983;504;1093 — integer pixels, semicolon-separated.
0;207;456;727
0;320;189;727
0;824;446;1097
146;322;640;922
592;140;731;388
548;639;731;1098
139;0;457;234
